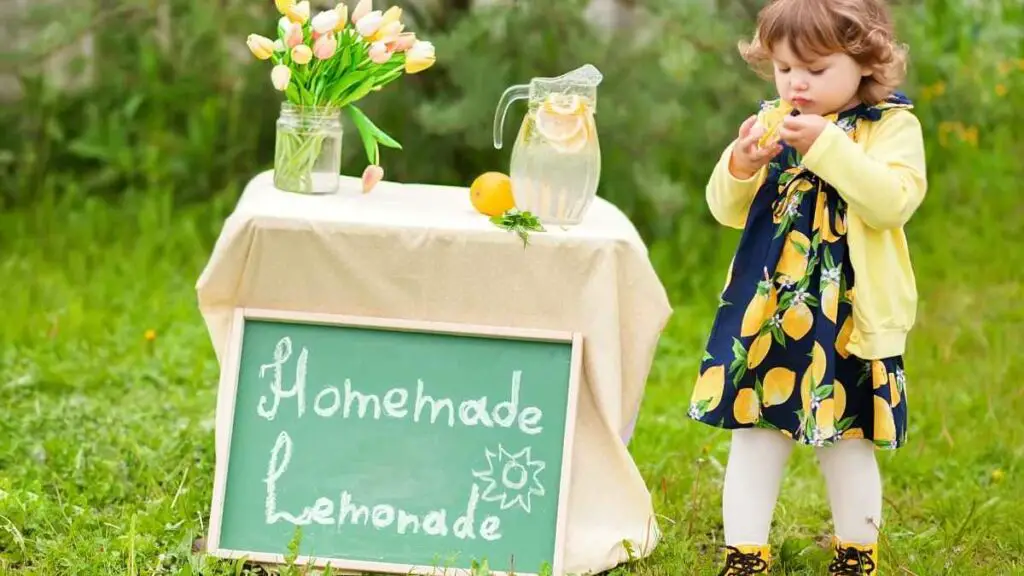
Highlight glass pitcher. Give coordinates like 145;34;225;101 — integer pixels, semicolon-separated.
493;64;603;226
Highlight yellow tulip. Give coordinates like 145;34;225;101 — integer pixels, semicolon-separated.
311;9;341;34
334;4;349;30
291;44;313;65
381;6;402;26
275;0;295;15
355;10;383;38
404;40;435;74
286;0;310;23
370;21;403;44
246;34;275;60
351;0;372;22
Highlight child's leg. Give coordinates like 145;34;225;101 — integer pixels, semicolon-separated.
815;438;882;543
723;428;794;545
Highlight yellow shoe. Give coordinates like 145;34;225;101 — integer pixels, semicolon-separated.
718;544;771;575
829;541;878;575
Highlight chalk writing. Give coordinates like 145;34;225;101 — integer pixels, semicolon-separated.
256;337;544;435
263;431;503;540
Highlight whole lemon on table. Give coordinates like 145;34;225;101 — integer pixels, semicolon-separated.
470;172;516;216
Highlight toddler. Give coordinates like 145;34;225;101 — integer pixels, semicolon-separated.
688;0;927;574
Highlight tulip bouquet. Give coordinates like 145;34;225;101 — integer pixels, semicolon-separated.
246;0;436;194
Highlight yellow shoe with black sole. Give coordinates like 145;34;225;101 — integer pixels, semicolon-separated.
718;544;771;575
829;541;878;575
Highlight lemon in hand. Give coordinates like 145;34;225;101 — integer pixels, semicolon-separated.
470;172;516;216
757;100;794;148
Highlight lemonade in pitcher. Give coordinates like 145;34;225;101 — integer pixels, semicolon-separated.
493;65;603;225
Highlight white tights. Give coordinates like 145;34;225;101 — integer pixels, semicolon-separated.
722;428;882;546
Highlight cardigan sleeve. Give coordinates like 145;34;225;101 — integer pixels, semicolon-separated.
802;109;928;230
705;140;767;230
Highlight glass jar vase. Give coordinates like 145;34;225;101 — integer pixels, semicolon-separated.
273;103;343;194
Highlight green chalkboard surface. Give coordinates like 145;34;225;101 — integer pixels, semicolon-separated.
207;308;582;576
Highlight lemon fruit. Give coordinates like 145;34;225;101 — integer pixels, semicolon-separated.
733;388;761;425
871;360;887;390
816;398;837;438
691;364;726;413
835;316;854;358
782;298;813;340
747;332;772;369
470;172;516;216
757;100;793;148
534;94;593;154
762;367;796;407
741;279;778;337
874;395;897;442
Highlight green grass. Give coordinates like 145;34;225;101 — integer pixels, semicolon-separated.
1;175;1022;576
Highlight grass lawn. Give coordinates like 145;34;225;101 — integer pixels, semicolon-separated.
1;179;1021;575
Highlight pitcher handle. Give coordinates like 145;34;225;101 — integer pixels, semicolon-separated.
493;84;530;149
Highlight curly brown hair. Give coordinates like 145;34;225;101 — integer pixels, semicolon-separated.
738;0;908;105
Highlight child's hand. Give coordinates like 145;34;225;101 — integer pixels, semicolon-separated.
729;115;782;180
779;114;829;155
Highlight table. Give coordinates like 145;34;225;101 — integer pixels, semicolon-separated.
195;170;673;575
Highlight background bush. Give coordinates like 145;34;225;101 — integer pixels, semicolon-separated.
1;0;1022;265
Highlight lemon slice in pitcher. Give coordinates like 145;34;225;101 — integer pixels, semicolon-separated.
535;94;591;153
542;93;586;115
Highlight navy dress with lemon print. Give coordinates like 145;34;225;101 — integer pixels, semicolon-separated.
689;94;911;450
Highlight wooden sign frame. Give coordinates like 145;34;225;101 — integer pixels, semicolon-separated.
206;307;583;576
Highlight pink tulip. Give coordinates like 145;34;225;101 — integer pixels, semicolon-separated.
362;164;384;193
389;32;416;52
271;65;291;91
368;41;391;64
314;34;338;59
284;22;304;48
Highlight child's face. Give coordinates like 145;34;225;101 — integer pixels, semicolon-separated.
771;38;872;116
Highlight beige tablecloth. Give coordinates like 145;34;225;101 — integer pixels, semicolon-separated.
195;170;673;575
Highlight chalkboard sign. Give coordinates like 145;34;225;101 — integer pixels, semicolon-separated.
206;308;582;576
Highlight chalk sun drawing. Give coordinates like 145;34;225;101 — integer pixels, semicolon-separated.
471;445;545;514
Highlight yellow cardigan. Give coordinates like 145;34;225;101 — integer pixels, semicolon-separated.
706;107;928;359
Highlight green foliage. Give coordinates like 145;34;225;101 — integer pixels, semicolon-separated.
1;0;1022;246
489;208;546;246
0;0;280;207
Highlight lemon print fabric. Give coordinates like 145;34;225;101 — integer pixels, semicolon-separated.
688;94;913;450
